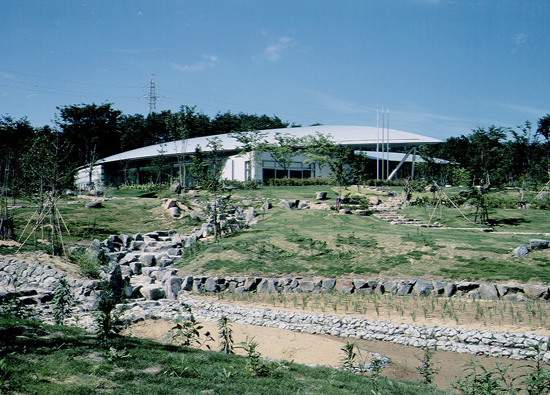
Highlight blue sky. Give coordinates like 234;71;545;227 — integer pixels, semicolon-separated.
1;0;548;140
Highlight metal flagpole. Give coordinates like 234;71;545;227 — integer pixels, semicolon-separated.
386;107;390;179
381;107;385;180
376;106;380;180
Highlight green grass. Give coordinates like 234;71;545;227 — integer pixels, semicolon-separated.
0;316;443;395
6;185;550;283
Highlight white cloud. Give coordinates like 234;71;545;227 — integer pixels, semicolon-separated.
515;33;528;44
311;91;369;114
500;103;546;117
264;37;296;61
171;54;218;72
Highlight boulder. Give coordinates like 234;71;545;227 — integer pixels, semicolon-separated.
168;207;181;217
139;285;165;300
513;244;529;258
139;254;156;267
260;202;271;211
316;191;328;200
478;283;499;300
245;207;256;225
335;279;353;294
85;201;102;208
369;196;380;205
321;279;336;292
163;199;178;210
413;280;433;296
278;200;297;210
530;239;549;250
338;208;351;215
523;285;549;300
170;182;182;194
187;190;200;197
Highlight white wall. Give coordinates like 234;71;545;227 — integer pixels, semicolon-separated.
76;165;104;190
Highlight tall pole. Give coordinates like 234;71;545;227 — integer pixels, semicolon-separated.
381;107;385;180
376;106;380;180
386;107;390;179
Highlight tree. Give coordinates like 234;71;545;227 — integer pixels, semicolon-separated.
0;116;34;240
258;132;302;178
166;108;192;187
56;103;122;188
189;138;227;240
303;133;356;208
229;129;269;180
536;114;550;144
21;127;76;255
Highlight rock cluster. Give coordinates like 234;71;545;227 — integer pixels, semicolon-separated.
513;239;549;258
1;257;548;362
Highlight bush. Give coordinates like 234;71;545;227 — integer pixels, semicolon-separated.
68;248;103;279
267;178;334;187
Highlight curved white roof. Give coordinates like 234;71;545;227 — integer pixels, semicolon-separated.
98;125;441;165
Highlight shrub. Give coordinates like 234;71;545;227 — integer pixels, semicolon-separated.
68;248;103;279
52;278;73;325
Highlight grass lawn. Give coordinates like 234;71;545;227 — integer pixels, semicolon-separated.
3;184;550;283
0;316;443;395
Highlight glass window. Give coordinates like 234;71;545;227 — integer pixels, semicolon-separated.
276;169;288;179
263;168;275;179
290;170;302;178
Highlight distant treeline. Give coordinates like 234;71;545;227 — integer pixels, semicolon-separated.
0;103;297;196
417;118;550;188
1;102;550;198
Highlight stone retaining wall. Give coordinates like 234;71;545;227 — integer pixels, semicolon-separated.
0;257;548;362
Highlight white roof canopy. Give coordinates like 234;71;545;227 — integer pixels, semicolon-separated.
97;125;442;165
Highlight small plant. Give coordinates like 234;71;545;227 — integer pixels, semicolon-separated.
520;341;550;395
340;342;357;371
52;278;73;325
237;336;269;377
93;279;126;344
451;357;517;395
106;346;131;362
68;248;103;279
218;315;234;354
165;304;213;348
415;342;440;385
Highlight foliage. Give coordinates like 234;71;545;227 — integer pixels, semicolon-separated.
302;132;357;208
93;278;126;344
68;248;103;279
340;342;358;370
165;304;213;348
415;343;441;385
217;315;234;354
237;335;275;377
259;132;303;173
451;343;550;395
52;278;73;325
519;341;550;395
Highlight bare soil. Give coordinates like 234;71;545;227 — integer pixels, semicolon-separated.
123;296;543;391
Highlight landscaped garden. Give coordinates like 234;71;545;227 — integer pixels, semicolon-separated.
1;183;550;394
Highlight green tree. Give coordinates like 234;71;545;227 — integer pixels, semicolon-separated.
52;278;73;325
302;133;356;208
56;103;122;188
21;127;76;255
258;132;302;178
